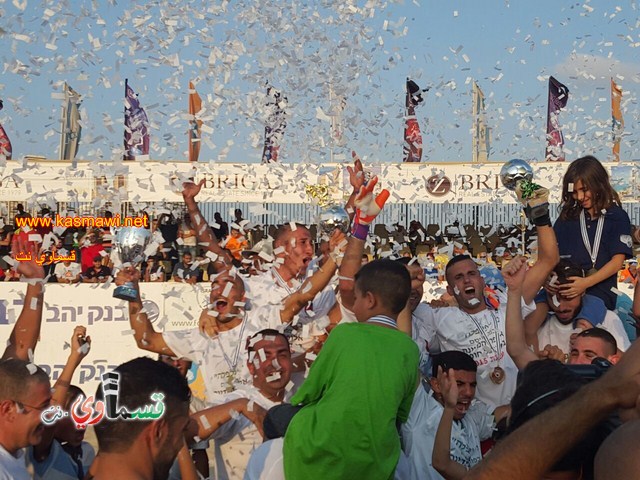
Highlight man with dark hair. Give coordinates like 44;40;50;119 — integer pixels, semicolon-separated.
531;260;630;356
91;357;191;480
0;359;51;479
505;256;623;371
423;220;559;409
246;259;420;480
401;351;503;480
191;329;293;479
81;255;112;283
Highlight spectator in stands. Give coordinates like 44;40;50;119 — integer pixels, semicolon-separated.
82;255;112;283
90;358;192;480
0;224;13;270
79;229;105;273
159;241;180;276
142;255;165;282
233;208;244;225
225;226;248;261
172;252;201;284
13;203;30;227
619;259;638;285
157;212;179;247
178;213;197;258
212;212;229;241
54;254;81;284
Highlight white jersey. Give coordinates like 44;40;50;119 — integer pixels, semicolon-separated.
163;314;259;404
244;268;336;324
538;309;631;353
424;291;534;408
401;386;494;480
210;385;289;480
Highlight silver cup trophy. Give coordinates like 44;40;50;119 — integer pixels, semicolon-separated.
499;159;534;192
112;227;152;301
305;184;350;236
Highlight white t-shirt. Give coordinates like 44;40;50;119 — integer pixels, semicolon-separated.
54;262;81;281
400;385;494;480
537;310;631;353
424;292;534;408
210;385;288;480
412;302;437;378
0;445;30;480
244;268;336;324
163;314;260;404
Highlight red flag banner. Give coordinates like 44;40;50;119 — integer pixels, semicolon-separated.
545;76;569;162
403;79;426;163
0;100;11;160
262;85;287;164
124;79;150;161
188;81;203;162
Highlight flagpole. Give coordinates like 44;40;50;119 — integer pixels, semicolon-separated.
123;78;128;161
329;84;334;164
59;82;67;161
472;82;477;163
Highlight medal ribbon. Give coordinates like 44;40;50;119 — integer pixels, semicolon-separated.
216;314;248;374
580;210;605;271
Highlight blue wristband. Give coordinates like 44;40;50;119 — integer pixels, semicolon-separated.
351;223;369;241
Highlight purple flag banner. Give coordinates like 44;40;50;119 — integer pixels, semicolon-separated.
0;100;11;160
545;76;569;162
124;79;150;160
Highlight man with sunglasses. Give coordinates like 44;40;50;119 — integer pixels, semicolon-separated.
0;359;51;479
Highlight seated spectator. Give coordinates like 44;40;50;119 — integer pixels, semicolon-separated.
212;212;229;241
54;254;81;284
90;358;192;480
172;252;201;284
178;213;197;258
618;259;638;285
224;226;248;261
82;256;112;283
79;229;105;273
142;255;165;282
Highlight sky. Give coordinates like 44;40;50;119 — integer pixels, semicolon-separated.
2;0;640;165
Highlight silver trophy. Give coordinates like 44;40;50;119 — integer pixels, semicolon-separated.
318;205;350;236
112;227;152;301
499;159;534;191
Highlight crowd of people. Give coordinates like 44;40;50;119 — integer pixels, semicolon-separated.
2;154;640;479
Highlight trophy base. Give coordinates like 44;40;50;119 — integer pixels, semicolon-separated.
113;284;139;302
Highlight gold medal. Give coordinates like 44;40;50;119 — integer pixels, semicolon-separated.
587;268;598;276
490;366;505;384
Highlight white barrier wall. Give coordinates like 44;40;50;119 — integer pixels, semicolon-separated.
0;282;211;396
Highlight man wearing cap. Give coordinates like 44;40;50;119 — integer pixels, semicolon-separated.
81;256;111;283
240;240;273;277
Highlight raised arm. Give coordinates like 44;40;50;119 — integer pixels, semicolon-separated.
432;368;469;480
33;326;91;461
466;336;640;480
1;237;45;360
280;230;347;324
192;398;267;440
514;184;559;304
339;175;390;311
344;151;366;223
116;267;175;356
502;257;538;370
182;180;234;269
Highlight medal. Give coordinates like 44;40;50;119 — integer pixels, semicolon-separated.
225;371;236;393
490;366;505;384
580;210;605;277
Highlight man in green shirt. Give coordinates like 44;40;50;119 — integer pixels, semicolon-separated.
246;259;420;480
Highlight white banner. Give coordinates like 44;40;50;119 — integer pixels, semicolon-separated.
3;159;639;205
0;282;211;397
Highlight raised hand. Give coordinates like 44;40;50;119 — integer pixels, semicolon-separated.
182;180;205;202
114;265;140;286
437;366;459;410
69;325;91;361
353;176;390;226
501;255;527;290
12;235;45;280
199;309;219;338
347;151;365;192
